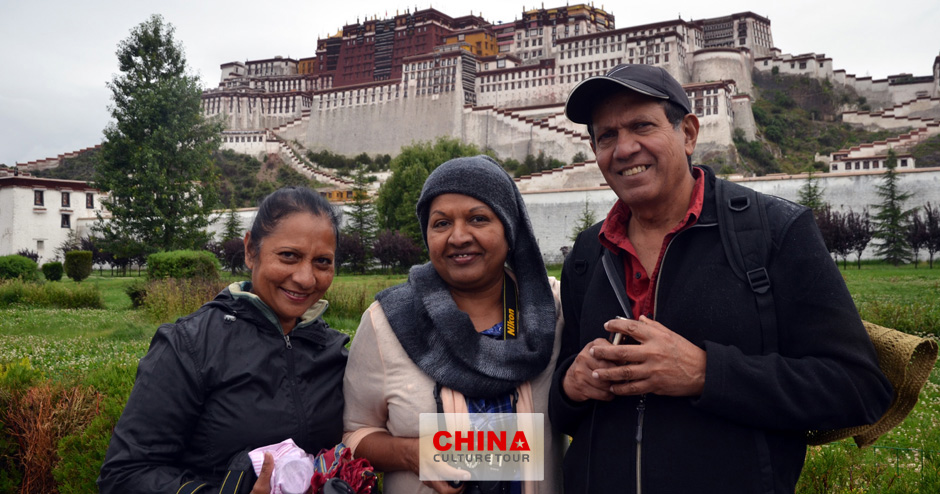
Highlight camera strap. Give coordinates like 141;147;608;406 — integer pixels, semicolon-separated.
501;272;518;340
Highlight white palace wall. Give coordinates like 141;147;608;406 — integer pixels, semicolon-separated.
520;167;940;264
305;90;465;157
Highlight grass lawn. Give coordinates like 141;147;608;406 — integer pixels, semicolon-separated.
1;265;938;492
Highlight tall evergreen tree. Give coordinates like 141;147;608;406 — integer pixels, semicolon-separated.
797;170;826;215
94;14;223;253
222;198;243;242
569;199;598;243
345;167;377;242
871;150;914;266
341;167;377;273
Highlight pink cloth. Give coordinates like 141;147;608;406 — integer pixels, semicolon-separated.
248;438;314;494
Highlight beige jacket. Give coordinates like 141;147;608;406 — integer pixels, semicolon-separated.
343;278;566;494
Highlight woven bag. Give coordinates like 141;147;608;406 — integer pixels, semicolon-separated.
806;321;938;447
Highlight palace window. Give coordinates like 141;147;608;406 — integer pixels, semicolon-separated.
86;193;95;208
34;190;44;206
61;192;70;208
61;214;71;229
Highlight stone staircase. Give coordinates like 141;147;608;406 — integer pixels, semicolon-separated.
827;95;940;170
837;126;939;158
270;134;352;188
484;104;591;145
269;109;311;142
464;103;593;162
513;160;605;192
842;95;940;130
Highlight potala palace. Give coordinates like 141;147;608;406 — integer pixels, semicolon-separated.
201;4;940;169
7;3;940;263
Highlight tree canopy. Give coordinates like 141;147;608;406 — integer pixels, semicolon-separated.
94;14;223;254
375;137;484;246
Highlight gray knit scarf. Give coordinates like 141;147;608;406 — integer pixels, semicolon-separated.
377;263;555;398
376;155;556;398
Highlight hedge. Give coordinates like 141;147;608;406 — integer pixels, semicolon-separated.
0;255;38;281
64;251;93;282
146;250;221;280
41;262;64;282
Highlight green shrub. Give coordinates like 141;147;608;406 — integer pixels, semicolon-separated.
147;250;221;280
324;279;399;320
0;279;103;309
0;279;29;306
0;255;38;281
124;279;148;309
41;261;64;282
0;359;44;492
143;277;229;322
64;251;93;282
54;363;137;494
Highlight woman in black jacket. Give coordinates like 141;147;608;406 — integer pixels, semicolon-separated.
98;187;348;494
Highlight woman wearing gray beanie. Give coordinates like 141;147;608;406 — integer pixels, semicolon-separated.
342;155;565;493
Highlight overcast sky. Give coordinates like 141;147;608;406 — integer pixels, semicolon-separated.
1;0;937;166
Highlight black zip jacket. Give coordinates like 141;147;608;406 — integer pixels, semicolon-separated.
98;283;348;493
549;167;892;494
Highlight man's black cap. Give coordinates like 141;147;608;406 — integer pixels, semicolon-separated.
565;64;692;125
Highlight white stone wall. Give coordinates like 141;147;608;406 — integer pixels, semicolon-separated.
887;82;938;105
692;50;753;96
305;88;464;157
518;167;940;264
520;187;618;264
732;96;757;140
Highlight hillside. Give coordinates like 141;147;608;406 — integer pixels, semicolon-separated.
912;134;940;168
735;71;919;175
31;148;322;208
215;149;323;208
30;148;99;181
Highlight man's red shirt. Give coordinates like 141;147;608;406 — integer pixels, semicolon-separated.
598;167;705;319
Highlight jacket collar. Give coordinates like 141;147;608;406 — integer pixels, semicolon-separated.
226;281;329;334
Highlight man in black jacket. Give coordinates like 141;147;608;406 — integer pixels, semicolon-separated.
548;64;892;493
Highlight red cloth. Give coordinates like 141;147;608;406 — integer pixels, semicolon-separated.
310;444;376;494
598;167;705;319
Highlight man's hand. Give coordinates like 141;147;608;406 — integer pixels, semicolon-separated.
562;338;620;402
591;316;706;397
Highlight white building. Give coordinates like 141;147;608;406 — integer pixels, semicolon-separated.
0;172;105;263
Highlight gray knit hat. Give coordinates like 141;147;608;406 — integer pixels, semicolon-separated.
375;155;555;397
416;155;535;261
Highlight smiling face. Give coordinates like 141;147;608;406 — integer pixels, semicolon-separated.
590;91;698;211
427;193;509;295
244;212;336;334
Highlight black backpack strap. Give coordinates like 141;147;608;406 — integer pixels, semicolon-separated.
601;249;634;320
715;179;778;354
